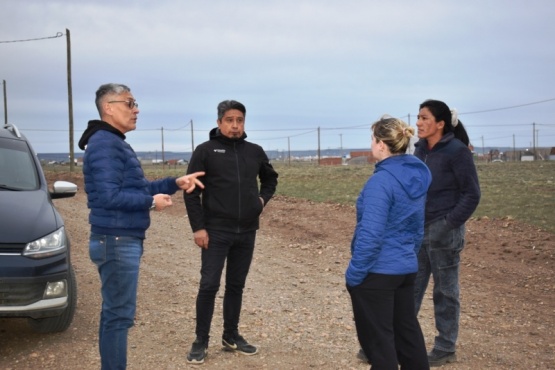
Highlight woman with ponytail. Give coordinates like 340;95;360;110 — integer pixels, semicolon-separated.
413;100;481;366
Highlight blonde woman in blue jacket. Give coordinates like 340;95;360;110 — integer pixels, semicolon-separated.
346;116;432;370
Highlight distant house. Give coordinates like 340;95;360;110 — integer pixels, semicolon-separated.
349;150;374;164
319;157;342;166
521;151;535;161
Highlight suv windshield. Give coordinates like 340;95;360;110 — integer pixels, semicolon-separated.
0;137;39;191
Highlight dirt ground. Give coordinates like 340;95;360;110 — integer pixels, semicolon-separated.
1;173;554;370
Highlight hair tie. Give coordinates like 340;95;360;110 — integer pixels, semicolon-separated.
451;109;459;127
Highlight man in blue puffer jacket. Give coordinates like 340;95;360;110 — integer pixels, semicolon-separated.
346;116;431;369
78;83;204;370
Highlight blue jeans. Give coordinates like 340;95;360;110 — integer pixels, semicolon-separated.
195;229;256;341
89;232;143;370
414;217;465;353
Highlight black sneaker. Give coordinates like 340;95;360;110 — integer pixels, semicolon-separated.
222;334;259;355
187;337;208;364
356;348;370;364
428;349;456;367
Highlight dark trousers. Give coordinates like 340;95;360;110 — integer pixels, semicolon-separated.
349;273;429;370
195;229;256;340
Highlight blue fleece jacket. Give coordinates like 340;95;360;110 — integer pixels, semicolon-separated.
79;120;180;239
345;154;432;287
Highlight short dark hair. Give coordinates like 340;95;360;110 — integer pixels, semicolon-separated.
217;100;246;121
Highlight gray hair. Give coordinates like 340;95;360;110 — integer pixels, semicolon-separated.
217;100;246;121
95;83;131;115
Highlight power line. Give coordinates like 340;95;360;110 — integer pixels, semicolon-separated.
460;98;555;115
256;129;318;141
469;122;555;128
0;32;64;43
20;120;555;133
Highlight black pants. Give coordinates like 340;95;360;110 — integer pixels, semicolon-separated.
348;273;429;370
195;229;256;340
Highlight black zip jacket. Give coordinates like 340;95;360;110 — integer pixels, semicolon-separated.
184;128;278;233
414;132;481;228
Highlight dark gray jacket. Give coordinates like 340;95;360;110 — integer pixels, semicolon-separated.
414;133;480;228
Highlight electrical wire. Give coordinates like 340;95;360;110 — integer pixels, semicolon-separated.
0;32;64;43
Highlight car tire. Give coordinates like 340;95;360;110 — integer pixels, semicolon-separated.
28;264;77;333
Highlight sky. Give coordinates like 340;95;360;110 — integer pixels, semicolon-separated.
2;0;555;154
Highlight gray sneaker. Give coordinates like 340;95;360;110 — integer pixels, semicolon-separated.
187;337;208;364
428;349;456;367
222;334;259;355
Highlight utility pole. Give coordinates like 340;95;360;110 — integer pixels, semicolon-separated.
288;136;291;166
532;122;536;160
317;127;321;165
339;133;343;159
407;113;414;154
66;29;75;172
512;134;515;162
161;127;165;170
190;119;194;151
2;80;7;125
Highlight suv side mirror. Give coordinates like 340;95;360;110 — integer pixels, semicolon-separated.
50;181;78;199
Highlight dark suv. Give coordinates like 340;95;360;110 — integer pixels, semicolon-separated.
0;123;78;333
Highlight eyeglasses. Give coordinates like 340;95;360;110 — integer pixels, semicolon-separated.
108;100;138;109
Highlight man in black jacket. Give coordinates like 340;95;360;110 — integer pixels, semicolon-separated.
184;100;278;364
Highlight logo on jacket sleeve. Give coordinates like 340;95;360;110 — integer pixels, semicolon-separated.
213;149;226;154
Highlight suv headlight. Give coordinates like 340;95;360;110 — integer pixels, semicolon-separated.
23;226;67;258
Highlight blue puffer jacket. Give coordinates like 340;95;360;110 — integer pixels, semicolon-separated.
79;120;180;239
346;154;431;287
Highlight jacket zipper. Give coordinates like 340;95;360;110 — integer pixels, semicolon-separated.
234;142;241;233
